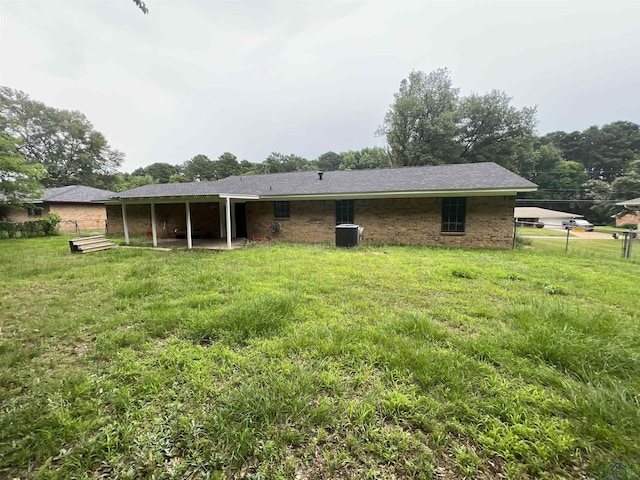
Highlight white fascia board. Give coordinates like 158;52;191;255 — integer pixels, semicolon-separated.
103;195;224;205
219;194;261;200
260;187;536;201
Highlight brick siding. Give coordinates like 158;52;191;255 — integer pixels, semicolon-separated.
247;196;515;248
106;202;222;238
4;203;106;233
107;196;515;248
616;212;639;227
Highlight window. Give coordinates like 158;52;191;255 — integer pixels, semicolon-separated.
274;201;290;219
336;200;354;224
441;197;465;233
27;208;42;217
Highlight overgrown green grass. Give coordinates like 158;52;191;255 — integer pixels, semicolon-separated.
516;227;571;237
1;237;638;479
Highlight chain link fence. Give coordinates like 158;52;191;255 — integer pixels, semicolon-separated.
59;219;107;236
513;220;638;260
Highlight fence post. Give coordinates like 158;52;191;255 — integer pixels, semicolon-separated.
512;219;517;249
565;227;571;253
621;231;635;258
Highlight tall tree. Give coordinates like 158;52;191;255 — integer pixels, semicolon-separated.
181;154;217;182
542;122;640;182
214;152;243;179
380;68;461;166
339;147;392;170
316;151;343;171
261;153;312;173
132;162;177;183
380;69;537;168
0;87;124;187
458;90;536;170
0;133;44;206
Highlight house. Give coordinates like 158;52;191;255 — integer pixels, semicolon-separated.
615;197;640;227
514;207;582;229
102;162;537;249
1;186;116;233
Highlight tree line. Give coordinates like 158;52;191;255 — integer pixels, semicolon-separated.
1;71;639;224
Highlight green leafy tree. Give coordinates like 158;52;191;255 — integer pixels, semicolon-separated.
182;154;217;182
610;166;640;202
458;90;536;170
316;151;343;171
380;68;461;166
380;69;536;169
111;173;156;192
239;160;261;175
581;179;613;224
527;144;564;190
213;152;243;179
542;122;640;182
261;153;312;173
0;132;44;207
132;162;176;183
0;87;124;187
339;147;392;170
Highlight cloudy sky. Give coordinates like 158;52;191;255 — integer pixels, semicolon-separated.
1;0;639;172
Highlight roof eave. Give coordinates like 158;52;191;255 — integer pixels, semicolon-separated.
262;187;537;201
102;187;536;204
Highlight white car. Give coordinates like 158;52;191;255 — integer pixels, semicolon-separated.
562;218;594;232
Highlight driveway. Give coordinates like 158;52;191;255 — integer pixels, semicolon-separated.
545;228;614;240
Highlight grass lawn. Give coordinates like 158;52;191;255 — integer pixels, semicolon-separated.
1;237;639;479
515;227;571;237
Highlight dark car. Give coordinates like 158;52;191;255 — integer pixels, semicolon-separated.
562;218;594;231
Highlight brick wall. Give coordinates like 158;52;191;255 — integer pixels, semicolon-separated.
4;206;49;222
107;196;515;248
4;203;106;233
616;212;639;227
106;202;222;238
247;196;515;248
49;204;107;232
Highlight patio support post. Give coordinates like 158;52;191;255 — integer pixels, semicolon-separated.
185;201;192;249
122;203;130;245
219;201;225;238
225;196;232;250
150;203;158;248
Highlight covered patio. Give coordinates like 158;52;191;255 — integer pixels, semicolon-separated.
151;237;246;250
114;193;258;250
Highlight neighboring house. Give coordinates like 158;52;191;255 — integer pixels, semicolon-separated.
103;162;536;249
615;197;640;227
1;186;116;233
514;207;582;229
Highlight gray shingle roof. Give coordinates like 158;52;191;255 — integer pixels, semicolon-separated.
42;186;116;203
110;162;536;200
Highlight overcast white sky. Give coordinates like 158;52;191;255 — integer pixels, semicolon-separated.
1;0;639;172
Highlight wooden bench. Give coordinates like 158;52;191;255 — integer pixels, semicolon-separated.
69;235;115;254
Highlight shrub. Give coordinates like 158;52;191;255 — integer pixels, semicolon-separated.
43;212;62;235
620;223;638;230
0;212;62;238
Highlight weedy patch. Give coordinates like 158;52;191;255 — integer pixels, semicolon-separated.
0;237;638;479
